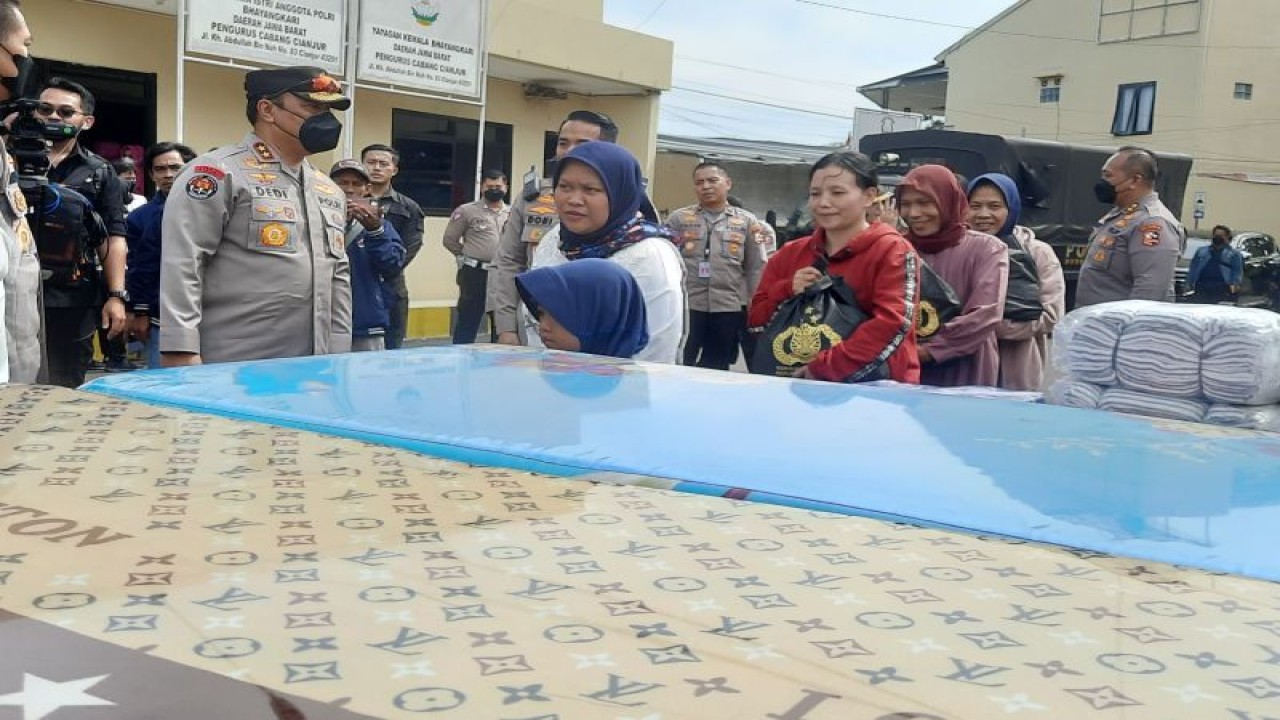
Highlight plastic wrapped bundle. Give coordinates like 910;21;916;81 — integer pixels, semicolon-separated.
1052;302;1142;386
1055;300;1280;405
1113;311;1205;398
1201;311;1280;405
1045;379;1104;409
1098;387;1209;424
1205;404;1280;433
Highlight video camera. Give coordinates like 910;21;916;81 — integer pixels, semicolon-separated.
0;98;107;285
0;97;78;181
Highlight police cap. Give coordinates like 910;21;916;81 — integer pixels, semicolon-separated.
245;66;351;111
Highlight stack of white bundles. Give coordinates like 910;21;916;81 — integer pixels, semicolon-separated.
1048;300;1280;432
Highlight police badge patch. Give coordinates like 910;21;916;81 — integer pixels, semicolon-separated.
1140;222;1162;247
186;174;219;200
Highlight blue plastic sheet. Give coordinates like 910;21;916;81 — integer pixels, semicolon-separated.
85;346;1280;580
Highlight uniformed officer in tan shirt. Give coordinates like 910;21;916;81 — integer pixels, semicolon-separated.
160;66;353;366
443;169;510;344
1076;146;1185;307
492;110;621;345
666;162;768;370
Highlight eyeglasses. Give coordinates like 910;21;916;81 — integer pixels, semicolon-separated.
35;103;85;120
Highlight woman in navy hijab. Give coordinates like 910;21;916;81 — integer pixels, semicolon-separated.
545;141;686;363
966;172;1066;391
516;258;649;358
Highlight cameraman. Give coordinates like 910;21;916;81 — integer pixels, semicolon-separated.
33;77;128;386
0;0;36;384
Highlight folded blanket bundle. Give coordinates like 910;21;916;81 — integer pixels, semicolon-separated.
1047;379;1280;432
1054;301;1280;406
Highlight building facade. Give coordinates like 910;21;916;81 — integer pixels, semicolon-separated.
30;0;672;337
932;0;1279;235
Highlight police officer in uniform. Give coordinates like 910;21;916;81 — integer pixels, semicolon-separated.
442;169;509;344
160;66;352;366
0;0;39;383
667;162;768;370
1076;146;1184;307
492;110;621;345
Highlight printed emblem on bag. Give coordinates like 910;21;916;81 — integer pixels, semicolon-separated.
773;306;841;365
259;222;290;248
916;301;942;338
186;174;219;200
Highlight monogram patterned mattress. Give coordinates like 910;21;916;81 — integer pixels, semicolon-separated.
1;385;1277;719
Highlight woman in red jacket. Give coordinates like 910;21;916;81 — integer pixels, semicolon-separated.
749;151;921;383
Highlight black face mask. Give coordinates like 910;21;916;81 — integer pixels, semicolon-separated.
1093;179;1118;205
1;49;36;99
483;188;506;202
297;112;342;154
1212;235;1228;245
275;103;343;154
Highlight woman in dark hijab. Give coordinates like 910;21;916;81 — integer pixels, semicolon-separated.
546;142;685;363
897;164;1009;387
967;172;1065;391
516;258;649;358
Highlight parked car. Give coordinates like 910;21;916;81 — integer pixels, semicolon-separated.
1174;229;1278;301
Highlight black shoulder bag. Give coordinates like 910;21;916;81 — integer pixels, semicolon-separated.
750;255;889;382
1002;234;1043;322
916;260;963;339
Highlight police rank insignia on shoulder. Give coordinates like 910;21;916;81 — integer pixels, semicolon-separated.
1140;222;1162;247
252;142;276;162
186;174;220;200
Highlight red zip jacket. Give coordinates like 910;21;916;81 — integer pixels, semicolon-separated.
749;223;921;383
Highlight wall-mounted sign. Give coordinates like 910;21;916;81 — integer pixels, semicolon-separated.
187;0;347;74
356;0;483;98
83;0;178;14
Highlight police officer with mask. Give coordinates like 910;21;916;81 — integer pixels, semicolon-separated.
0;0;38;383
160;66;352;366
1076;145;1184;307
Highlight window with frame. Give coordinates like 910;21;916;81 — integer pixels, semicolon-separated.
1039;86;1060;104
390;109;514;217
1234;82;1254;100
1099;0;1201;42
1112;81;1156;136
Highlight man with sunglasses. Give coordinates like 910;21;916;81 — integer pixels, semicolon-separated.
492;109;621;346
33;77;129;386
0;0;38;384
160;66;352;366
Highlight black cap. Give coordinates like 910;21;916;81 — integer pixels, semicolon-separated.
244;66;351;111
329;159;370;182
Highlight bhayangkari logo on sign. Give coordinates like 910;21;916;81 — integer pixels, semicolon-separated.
412;0;441;27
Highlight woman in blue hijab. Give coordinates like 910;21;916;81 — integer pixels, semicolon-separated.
966;172;1066;391
516;258;649;358
543;141;686;363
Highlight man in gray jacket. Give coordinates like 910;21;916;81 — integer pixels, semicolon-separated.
160;67;352;365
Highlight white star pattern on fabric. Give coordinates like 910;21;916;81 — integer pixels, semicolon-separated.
0;673;115;720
